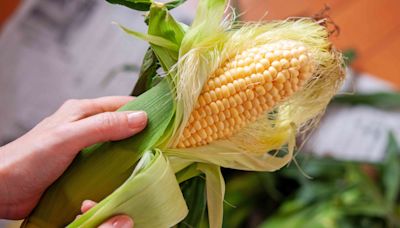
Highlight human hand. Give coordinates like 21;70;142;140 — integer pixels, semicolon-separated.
78;200;134;228
0;96;147;219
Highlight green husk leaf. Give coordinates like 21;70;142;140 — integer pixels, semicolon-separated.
178;175;207;228
106;0;152;11
68;150;188;228
131;47;160;96
165;0;188;10
147;3;186;71
23;80;176;227
198;164;225;228
117;23;179;52
333;92;400;109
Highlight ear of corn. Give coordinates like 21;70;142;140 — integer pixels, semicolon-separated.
24;0;344;227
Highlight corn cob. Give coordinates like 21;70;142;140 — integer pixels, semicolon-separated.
178;41;313;148
24;0;344;227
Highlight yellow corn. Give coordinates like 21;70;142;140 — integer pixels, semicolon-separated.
177;40;314;148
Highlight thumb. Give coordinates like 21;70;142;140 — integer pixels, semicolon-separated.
63;111;147;151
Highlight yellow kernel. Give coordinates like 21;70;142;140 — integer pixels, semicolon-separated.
234;94;243;104
280;59;290;68
183;129;191;138
225;71;234;82
227;83;236;94
244;57;252;65
260;58;270;68
254;54;262;62
264;82;273;91
221;85;230;98
245;89;255;100
237;60;244;67
231;108;239;117
220;75;228;85
193;133;202;142
271;61;282;71
282;69;290;79
193;110;201;120
215;88;223;100
268;66;278;77
289;68;299;78
263;70;272;82
219;112;226;121
200;119;207;128
299;54;308;66
275;72;286;83
290;58;300;68
245;77;254;89
239;91;247;102
216;100;225;111
198;129;207;139
209;90;217;101
233;80;241;91
229;97;237;107
213;114;219;122
204;105;212;115
215;68;224;76
189;137;197;146
255;85;266;95
194;121;201;131
203;92;212;104
217;121;224;130
199;96;206;106
210;102;219;114
255;63;264;72
214;78;221;87
250;74;258;83
257;73;265;84
206;116;214;125
222;98;230;108
238;79;247;90
244;101;252;109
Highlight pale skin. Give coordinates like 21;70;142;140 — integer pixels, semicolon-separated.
0;96;147;228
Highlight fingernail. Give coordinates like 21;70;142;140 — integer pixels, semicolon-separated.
111;215;133;228
127;111;147;130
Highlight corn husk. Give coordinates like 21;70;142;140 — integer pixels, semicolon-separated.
23;0;344;227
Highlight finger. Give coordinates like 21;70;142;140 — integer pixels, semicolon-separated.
52;96;135;123
81;200;97;213
98;215;133;228
59;110;147;153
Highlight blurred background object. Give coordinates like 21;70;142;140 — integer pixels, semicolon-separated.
1;0;399;227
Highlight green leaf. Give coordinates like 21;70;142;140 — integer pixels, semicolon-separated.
165;0;188;10
24;80;176;227
106;0;152;11
117;23;179;51
131;47;160;96
382;133;400;210
197;164;225;228
68;150;188;228
147;3;186;71
178;175;207;228
333;92;400;109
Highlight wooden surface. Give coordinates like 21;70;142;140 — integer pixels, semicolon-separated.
1;0;399;87
238;0;400;88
